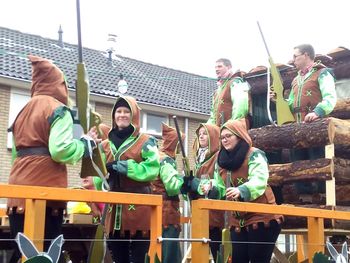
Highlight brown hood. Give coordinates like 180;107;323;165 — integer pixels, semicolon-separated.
28;55;68;105
161;123;184;159
98;123;111;140
193;123;220;157
111;96;141;137
222;119;252;147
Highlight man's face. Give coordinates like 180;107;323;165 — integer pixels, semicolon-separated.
293;48;307;70
215;61;231;79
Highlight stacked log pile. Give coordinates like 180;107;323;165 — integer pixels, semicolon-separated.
248;112;350;229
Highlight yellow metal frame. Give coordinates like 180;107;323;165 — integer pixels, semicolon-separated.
190;199;350;263
0;184;162;263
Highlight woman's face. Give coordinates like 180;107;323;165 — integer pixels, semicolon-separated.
220;128;239;151
114;106;131;130
198;126;209;148
82;176;94;189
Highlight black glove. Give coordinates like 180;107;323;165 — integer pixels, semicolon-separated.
106;161;118;176
207;186;219;199
106;161;127;191
80;135;97;158
180;171;194;195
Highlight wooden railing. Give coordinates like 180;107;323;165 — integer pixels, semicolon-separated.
0;184;162;263
2;184;350;263
190;199;350;263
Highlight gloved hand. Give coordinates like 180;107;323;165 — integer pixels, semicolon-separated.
181;171;202;198
207;186;219;199
180;171;193;195
80;135;97;157
106;160;128;191
106;161;119;176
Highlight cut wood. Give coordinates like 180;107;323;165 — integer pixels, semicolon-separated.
249;118;350;151
334;158;350;183
330;98;350;119
282;205;350;229
269;158;333;187
269;157;350;186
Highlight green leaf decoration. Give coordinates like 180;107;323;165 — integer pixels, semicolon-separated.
144;253;150;263
154;253;161;263
312;252;331;263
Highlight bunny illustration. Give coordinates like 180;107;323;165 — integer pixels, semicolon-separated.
326;241;348;263
15;232;64;263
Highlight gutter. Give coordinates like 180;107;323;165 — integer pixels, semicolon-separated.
0;75;210;121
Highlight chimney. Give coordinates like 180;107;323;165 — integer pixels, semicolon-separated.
107;34;117;65
58;25;64;48
107;49;113;65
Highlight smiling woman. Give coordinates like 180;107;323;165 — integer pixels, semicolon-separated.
114;102;131;130
94;95;160;263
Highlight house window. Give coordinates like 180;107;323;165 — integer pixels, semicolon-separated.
7;89;30;149
141;112;167;136
7;89;91;148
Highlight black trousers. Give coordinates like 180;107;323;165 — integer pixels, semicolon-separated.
230;220;281;263
162;225;182;263
108;230;150;263
209;227;221;262
8;207;63;263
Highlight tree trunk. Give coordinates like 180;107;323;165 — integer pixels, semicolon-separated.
334;158;350;183
330;98;350;119
283;205;350;229
269;158;333;187
268;157;350;186
249;118;350;151
281;184;326;205
335;185;350;206
335;144;350;159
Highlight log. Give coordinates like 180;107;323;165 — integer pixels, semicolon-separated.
269;158;333;187
249;118;350;151
330;98;350;119
269;157;350;186
282;184;326;205
335;144;350;159
282;181;350;206
282;205;350;229
335;185;350;206
334;158;350;183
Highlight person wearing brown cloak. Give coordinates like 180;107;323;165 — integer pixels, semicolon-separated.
207;58;250;127
94;96;160;263
192;123;223;261
205;119;283;263
151;123;186;263
7;55;99;262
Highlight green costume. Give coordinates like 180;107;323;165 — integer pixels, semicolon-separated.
8;55;90;263
288;61;337;123
288;62;337;194
152;123;184;263
207;72;250;126
94;96;160;263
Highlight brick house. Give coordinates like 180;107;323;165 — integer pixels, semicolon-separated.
1;26;350;190
0;26;217;190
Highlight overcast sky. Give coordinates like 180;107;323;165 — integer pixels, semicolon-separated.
1;0;349;77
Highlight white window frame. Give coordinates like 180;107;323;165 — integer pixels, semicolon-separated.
140;112;168;137
6;89;95;147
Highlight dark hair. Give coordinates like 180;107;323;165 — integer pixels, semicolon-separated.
294;44;315;60
216;58;232;67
